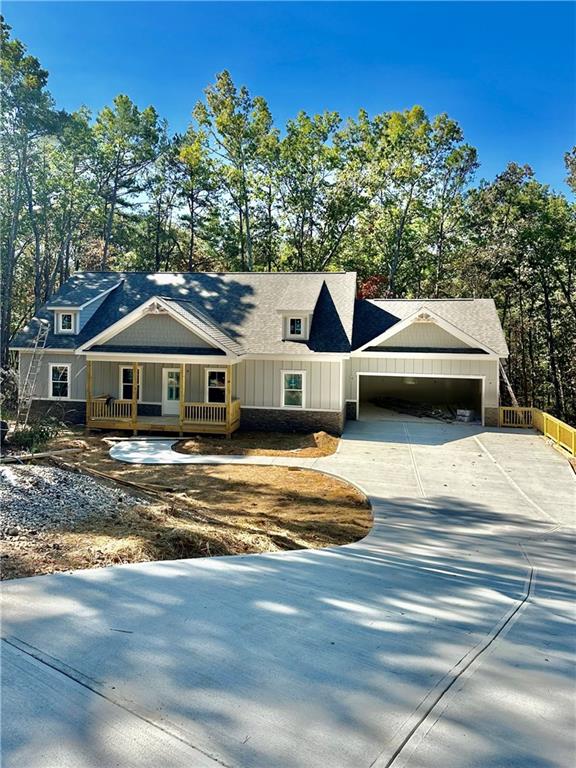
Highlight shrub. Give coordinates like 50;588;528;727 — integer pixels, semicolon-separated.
9;416;64;453
0;367;18;418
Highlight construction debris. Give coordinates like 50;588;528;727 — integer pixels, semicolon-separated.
371;397;462;423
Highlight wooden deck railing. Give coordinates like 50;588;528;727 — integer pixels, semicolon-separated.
499;406;534;428
88;396;241;435
183;401;235;424
90;398;133;420
499;407;575;457
230;398;241;426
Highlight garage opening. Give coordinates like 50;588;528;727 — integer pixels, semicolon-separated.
358;374;483;424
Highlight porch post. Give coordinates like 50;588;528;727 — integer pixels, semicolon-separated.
131;361;138;435
179;363;185;436
85;360;93;435
225;363;232;438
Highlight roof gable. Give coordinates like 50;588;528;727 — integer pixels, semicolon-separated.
80;296;241;356
353;298;508;356
373;319;475;349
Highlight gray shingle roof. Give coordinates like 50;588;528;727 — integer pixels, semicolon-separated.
13;271;357;355
353;298;508;356
13;273;508;358
46;274;123;308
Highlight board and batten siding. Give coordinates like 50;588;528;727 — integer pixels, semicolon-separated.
19;352;87;401
375;323;473;349
235;359;341;410
106;315;214;349
21;354;342;411
88;361;217;403
345;356;499;406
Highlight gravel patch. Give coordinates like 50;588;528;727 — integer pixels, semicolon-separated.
0;465;143;537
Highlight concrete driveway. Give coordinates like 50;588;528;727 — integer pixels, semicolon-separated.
1;422;575;768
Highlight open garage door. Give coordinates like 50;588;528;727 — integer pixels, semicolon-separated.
358;374;484;424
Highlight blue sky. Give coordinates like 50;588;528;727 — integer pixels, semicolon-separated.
5;1;575;193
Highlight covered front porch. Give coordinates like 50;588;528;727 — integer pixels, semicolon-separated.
86;359;241;437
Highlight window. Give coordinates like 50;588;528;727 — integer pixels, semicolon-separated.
289;318;302;336
206;369;226;403
282;370;305;408
49;364;70;399
119;366;142;401
56;312;76;334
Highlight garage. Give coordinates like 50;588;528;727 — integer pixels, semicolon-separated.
357;373;484;423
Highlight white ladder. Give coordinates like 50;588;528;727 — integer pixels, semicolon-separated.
15;319;50;430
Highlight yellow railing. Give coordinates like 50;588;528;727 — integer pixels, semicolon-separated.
183;401;228;424
499;407;575;457
90;398;133;420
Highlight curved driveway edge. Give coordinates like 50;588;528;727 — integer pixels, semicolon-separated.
2;422;575;768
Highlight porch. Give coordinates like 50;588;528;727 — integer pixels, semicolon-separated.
86;360;241;436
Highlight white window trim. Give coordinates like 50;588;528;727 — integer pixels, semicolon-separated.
119;365;143;402
48;363;71;400
55;311;77;335
281;369;306;409
283;314;309;341
204;368;227;403
288;317;304;338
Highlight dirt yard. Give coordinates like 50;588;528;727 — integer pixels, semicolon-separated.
0;434;370;580
175;430;339;457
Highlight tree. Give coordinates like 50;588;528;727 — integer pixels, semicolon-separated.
174;127;218;270
94;94;162;268
0;17;61;363
194;71;274;270
279;111;367;271
565;146;576;194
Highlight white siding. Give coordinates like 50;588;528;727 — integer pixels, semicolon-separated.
22;355;343;411
235;359;341;410
375;323;473;349
20;352;86;401
106;315;214;348
347;356;499;406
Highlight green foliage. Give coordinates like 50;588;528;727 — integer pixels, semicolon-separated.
1;21;575;421
9;416;64;453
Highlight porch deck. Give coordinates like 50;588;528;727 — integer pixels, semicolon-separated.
87;399;241;436
86;360;241;436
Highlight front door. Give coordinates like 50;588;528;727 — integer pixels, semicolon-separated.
162;368;181;415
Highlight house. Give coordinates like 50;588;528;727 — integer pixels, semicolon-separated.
12;271;508;435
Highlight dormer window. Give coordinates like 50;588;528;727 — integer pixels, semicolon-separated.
55;311;77;334
283;315;309;341
289;318;302;336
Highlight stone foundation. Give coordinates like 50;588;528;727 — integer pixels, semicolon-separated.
345;401;357;420
240;408;344;435
484;407;499;427
28;400;87;424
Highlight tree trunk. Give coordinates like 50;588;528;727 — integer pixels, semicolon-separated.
22;165;43;312
102;159;121;269
243;196;253;271
541;271;565;417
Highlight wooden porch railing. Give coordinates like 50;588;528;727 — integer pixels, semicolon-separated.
499;406;534;428
183;401;228;424
230;398;241;426
90;398;133;420
499;407;575;457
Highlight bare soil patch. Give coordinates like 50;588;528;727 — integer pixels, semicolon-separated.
1;435;369;580
175;430;339;457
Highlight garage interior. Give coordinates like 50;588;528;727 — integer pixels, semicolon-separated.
358;375;483;423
